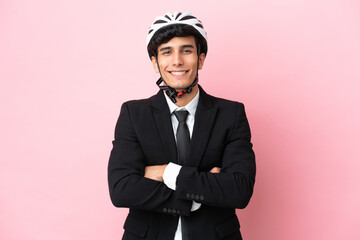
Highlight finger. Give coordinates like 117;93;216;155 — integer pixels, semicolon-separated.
210;167;221;173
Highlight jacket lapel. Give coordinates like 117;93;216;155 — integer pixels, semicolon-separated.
151;90;178;164
189;86;218;167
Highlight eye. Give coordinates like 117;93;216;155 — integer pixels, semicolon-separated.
162;50;171;55
183;49;192;54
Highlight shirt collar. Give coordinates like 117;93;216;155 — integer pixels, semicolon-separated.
164;89;200;116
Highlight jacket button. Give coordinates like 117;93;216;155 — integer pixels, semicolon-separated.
200;196;204;200
177;210;180;215
186;193;191;198
191;194;195;199
195;195;200;200
168;209;172;213
172;209;176;214
163;208;167;212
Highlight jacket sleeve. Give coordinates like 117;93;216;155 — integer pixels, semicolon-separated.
175;103;256;209
108;102;192;216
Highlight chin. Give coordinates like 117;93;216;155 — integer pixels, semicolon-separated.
166;82;190;90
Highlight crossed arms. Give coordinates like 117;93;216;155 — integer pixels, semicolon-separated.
144;164;221;182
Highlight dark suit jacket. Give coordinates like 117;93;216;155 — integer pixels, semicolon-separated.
108;86;256;240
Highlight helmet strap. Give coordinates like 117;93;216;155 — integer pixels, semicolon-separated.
155;52;200;104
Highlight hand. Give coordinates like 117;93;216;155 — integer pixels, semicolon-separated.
210;167;221;173
144;164;168;182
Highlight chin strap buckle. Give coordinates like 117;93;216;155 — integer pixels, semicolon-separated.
156;75;198;104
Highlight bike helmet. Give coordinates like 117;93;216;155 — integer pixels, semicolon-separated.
146;11;207;49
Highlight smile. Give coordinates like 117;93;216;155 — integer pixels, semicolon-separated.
169;70;189;76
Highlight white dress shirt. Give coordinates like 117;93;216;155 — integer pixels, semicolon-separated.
162;90;201;240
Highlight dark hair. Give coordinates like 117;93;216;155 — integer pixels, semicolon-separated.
147;24;208;59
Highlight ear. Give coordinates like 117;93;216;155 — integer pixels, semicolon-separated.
198;53;206;70
151;56;159;73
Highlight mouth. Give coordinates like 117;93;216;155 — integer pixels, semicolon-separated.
168;70;189;77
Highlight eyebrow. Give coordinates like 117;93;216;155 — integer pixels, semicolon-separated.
159;44;195;52
159;46;172;52
181;45;195;49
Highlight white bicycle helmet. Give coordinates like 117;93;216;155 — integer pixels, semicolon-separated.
146;11;207;47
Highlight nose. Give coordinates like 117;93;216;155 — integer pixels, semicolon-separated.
172;51;183;66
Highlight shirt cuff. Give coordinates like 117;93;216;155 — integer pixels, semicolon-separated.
163;162;182;191
191;201;201;211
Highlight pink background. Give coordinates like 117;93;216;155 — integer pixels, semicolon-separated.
1;0;360;239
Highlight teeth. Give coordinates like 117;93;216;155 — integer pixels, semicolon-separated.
171;71;186;75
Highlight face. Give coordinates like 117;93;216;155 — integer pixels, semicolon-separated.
151;36;205;91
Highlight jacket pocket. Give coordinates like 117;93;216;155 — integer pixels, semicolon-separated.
123;216;148;238
216;216;240;239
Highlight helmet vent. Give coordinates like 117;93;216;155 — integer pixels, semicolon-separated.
154;20;167;24
179;16;196;21
175;12;182;19
195;23;204;29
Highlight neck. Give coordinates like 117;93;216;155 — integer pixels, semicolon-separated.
167;84;199;107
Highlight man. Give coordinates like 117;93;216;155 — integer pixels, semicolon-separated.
108;12;256;240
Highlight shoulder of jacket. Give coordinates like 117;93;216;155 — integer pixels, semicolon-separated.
122;93;157;108
206;93;244;108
